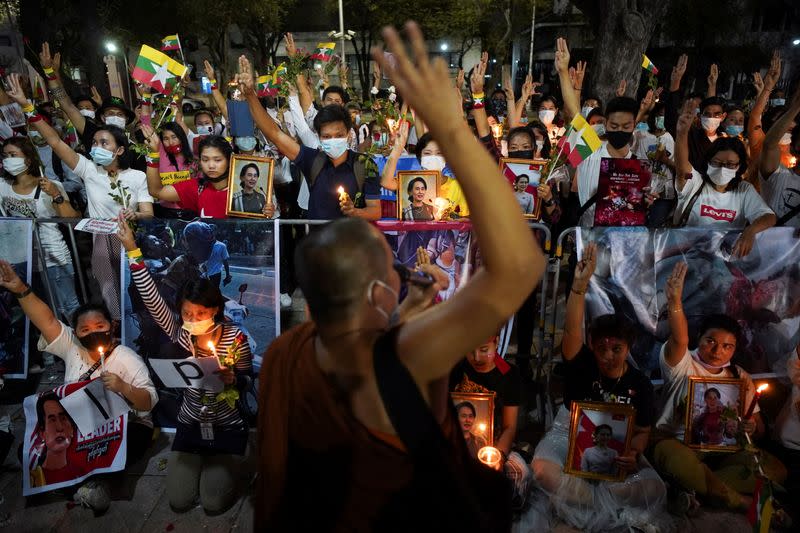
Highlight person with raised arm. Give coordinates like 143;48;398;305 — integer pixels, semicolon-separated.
255;22;545;531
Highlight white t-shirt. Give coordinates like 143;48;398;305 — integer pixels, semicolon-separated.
633;131;676;199
760;165;800;228
576;142;634;226
0;179;72;267
38;320;158;423
674;169;773;228
656;345;759;441
71;155;151;219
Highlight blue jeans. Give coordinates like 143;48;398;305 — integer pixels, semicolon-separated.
47;263;80;322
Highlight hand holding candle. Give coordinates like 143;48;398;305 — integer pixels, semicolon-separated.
98;346;106;373
337;186;350;203
744;383;768;420
207;341;218;360
477;446;503;471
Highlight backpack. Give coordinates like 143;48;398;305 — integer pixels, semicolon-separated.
307;151;368;208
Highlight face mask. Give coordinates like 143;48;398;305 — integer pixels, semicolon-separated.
725;125;744;137
507;150;534;160
196;125;213;135
770;98;786;107
367;280;400;329
700;116;722;132
79;109;96;120
592;123;606;137
491;99;507;117
420;155;446;172
707;163;738;186
3;157;27;176
635;122;649;132
104;115;127;129
78;330;114;352
581;106;594;117
691;350;731;370
535;140;544;153
235;136;257;152
164;144;182;155
605;130;632;149
320;137;348;159
693;107;700;116
354;115;361;125
654;116;665;130
538;109;556;125
779;132;792;145
181;317;217;336
90;146;116;166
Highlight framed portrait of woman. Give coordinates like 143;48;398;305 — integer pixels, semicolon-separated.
450;392;495;460
684;377;744;452
565;401;635;482
396;170;440;221
226;155;274;219
499;158;548;220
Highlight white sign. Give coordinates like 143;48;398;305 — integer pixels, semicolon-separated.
60;378;131;437
149;357;224;393
74;218;119;234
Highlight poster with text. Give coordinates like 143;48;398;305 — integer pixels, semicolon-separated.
0;218;32;379
594;158;652;227
22;380;128;496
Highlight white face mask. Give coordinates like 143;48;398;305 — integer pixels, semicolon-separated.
592;123;606;137
581;106;594;118
707;163;738;186
3;157;28;176
367;279;399;329
104;115;127;129
181;317;217;336
538;109;556;125
700;116;722;133
196;125;213;135
420;155;446;172
779;132;792;145
79;109;96;120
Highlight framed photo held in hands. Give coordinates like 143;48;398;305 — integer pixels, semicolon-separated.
226;155;274;219
397;170;440;221
451;392;495;460
499;158;547;220
685;377;744;452
565;401;635;482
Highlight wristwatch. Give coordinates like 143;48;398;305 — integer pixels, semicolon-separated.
12;285;32;299
543;198;554;207
52;194;65;205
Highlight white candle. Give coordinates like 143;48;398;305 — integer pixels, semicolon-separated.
477;446;502;471
98;346;105;373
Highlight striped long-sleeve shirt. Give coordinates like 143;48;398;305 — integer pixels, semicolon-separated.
130;261;252;430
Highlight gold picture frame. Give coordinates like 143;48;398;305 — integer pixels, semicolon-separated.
684;376;744;452
225;154;274;219
565;401;636;482
451;392;495;460
499;157;548;221
396;170;441;221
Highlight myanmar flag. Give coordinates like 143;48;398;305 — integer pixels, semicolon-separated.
257;63;287;97
747;478;774;533
161;34;180;52
256;74;274;97
311;42;336;62
642;54;659;75
557;114;602;168
132;45;188;95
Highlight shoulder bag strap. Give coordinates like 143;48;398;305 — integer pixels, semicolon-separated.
776;202;800;227
676;181;705;227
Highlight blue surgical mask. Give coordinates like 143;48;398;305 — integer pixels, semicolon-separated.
320;137;348;159
725;125;744;137
196;125;213;135
235;136;257;152
592;123;606;137
654;116;665;130
635;122;649;132
90;146;116;166
770;98;786;107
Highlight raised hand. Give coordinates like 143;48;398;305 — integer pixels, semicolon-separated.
237;55;254;92
116;215;137;251
455;68;465;91
392;120;410;152
39;42;55;71
640;88;655;112
676;100;695;136
554;38;570;74
707;64;719;87
764;50;781;91
203;60;216;81
284;33;297;57
90;85;103;106
670;54;688;91
502;66;514;100
0;259;26;293
415;246;431;268
574;60;587;90
140;123;160;151
470;55;487;94
572;242;597;292
615;79;627;97
752;72;764;95
665;261;687;307
5;73;29;106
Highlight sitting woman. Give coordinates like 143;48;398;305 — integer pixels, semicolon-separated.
401;177;434;221
673;101;775;256
651;261;787;513
530;242;668;532
0;259;157;513
118;220;253;514
231;163;267;214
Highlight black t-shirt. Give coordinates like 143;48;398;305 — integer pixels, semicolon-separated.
449;359;522;437
563;345;655;427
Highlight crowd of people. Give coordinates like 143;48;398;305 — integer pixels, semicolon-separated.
0;18;798;532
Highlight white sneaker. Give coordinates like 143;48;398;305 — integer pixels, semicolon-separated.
74;480;110;514
280;293;292;309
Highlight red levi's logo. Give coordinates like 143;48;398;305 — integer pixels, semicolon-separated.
700;204;736;221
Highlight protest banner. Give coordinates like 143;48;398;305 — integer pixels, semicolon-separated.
594;158;652;227
22;380;127;496
149;357;225;392
74;218;120;234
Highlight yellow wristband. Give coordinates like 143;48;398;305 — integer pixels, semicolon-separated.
21;103;35;114
43;67;55;75
148;152;160;159
208;79;216;85
471;92;485;100
126;248;143;259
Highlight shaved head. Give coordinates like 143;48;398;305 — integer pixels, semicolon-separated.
295;218;389;324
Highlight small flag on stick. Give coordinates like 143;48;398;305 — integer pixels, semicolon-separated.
310;42;336;62
747;478;774;533
161;35;180;52
556;114;603;168
257;64;287;97
642;54;659;75
132;45;188;95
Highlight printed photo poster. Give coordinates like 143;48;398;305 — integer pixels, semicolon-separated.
227;155;274;219
594;158;652;227
565;401;634;482
685;377;744;451
22;381;127;496
0;218;33;378
499;158;546;220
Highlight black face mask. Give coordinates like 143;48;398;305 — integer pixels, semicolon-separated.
490;99;507;116
78;330;114;352
605;130;632;149
204;174;227;183
507;150;534;160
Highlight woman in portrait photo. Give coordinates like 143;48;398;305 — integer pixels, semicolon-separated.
231;163;267;214
402;177;435;221
580;423;619;475
456;401;488;458
513;174;534;215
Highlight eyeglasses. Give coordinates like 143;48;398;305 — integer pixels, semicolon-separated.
708;160;740;170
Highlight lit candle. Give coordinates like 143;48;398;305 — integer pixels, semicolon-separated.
491;123;504;140
477;423;487;435
98;346;105;373
477;446;502;471
789;156;797;168
385;118;397;133
744;383;768;420
432;197;451;221
337;186;349;203
206;341;218;360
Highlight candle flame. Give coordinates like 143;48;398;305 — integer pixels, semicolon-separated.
477;423;487;433
477;446;501;466
337;186;345;195
491;123;504;138
207;341;215;350
97;346;104;353
756;383;768;393
789;156;797;167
